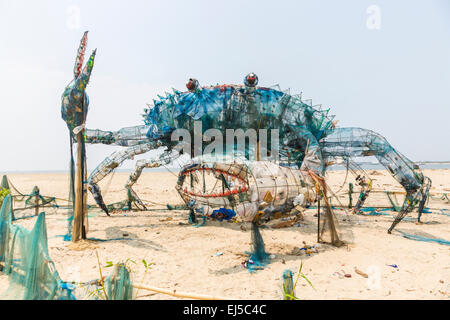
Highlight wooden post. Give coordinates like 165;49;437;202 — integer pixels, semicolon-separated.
256;140;261;161
83;150;88;238
34;186;40;216
317;197;320;243
348;182;353;209
73;131;86;242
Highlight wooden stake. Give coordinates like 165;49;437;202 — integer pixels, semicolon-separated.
317;197;320;243
256;140;261;161
73;131;86;242
34;186;40;216
83;154;88;238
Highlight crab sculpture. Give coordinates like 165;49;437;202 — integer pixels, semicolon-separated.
61;32;431;233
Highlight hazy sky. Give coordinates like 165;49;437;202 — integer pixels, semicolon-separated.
0;0;449;172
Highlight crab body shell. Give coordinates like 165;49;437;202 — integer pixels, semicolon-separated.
144;85;335;165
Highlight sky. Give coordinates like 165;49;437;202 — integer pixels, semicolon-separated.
0;0;449;172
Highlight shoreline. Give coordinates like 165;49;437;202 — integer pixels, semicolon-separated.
2;163;450;175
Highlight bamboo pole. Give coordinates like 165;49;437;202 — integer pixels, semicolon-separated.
73;131;86;242
132;283;232;300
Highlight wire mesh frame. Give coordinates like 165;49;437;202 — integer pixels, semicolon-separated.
177;160;314;217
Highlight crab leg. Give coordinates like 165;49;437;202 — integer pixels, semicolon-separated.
85;125;151;146
320;127;431;232
417;176;432;222
125;150;181;210
87;141;161;214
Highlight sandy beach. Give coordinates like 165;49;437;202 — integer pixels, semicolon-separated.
0;168;449;300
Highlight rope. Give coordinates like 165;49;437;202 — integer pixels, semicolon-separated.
140;198;176;207
331;159;350;195
436;209;450;217
396;230;450;246
385;191;401;212
4;176;25;197
100;169;116;199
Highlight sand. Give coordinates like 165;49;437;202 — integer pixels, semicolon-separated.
0;169;449;300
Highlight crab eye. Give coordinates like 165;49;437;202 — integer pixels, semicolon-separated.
186;78;199;92
244;73;258;87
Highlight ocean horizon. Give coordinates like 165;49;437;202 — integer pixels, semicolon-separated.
2;161;450;174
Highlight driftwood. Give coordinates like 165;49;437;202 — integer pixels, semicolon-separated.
354;267;368;278
132;283;232;300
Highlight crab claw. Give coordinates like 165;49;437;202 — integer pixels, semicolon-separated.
73;31;88;78
61;32;96;133
74;48;97;92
